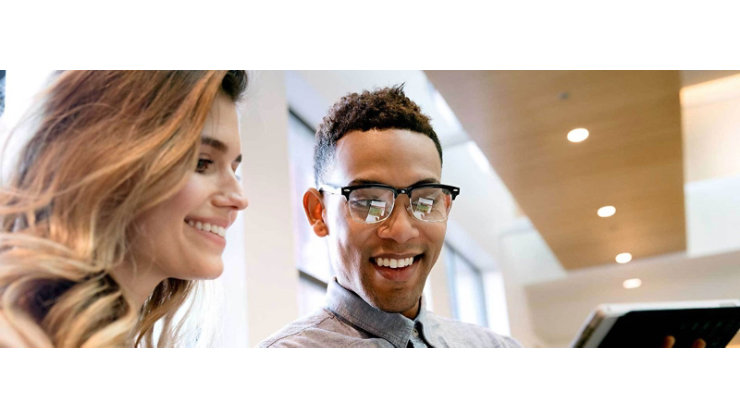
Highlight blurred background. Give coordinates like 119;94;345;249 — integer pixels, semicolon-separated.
2;70;739;347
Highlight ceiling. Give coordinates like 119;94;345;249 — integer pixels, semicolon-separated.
680;70;740;87
425;71;688;270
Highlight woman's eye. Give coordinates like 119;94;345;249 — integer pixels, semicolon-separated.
196;158;214;173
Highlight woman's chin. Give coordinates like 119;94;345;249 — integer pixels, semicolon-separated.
178;262;224;281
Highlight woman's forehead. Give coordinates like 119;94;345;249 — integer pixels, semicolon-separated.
201;94;241;157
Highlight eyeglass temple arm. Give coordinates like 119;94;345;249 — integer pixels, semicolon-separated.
319;183;343;194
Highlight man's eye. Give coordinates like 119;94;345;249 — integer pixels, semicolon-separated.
196;158;214;173
349;199;372;208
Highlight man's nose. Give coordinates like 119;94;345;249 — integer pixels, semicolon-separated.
376;196;420;243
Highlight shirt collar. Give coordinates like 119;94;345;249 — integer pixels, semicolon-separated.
326;279;428;348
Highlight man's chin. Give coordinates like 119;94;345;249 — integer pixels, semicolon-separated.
367;294;421;317
352;277;424;316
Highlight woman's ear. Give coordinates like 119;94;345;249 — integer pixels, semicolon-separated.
303;188;329;237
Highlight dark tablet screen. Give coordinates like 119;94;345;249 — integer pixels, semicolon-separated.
598;307;740;348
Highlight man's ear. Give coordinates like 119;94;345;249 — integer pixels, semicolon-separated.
303;188;329;237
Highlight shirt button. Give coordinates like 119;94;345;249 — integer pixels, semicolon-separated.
412;329;419;337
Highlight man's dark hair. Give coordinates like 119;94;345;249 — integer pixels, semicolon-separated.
313;84;443;185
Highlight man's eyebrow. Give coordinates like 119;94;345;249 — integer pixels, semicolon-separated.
411;178;439;186
347;179;384;186
347;178;439;187
201;136;242;163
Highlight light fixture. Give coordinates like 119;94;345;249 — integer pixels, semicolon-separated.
597;205;616;217
567;128;589;143
623;278;642;289
615;252;632;264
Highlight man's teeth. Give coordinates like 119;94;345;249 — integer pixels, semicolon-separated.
374;257;415;269
187;220;226;237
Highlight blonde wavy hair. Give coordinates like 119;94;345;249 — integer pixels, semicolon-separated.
0;70;247;347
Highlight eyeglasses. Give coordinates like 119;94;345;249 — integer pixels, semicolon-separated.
320;183;460;224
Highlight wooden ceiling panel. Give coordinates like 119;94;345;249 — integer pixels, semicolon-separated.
426;71;686;269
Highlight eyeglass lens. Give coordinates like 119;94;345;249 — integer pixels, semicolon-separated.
347;186;453;224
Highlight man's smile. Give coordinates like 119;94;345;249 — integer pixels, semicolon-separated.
370;254;425;282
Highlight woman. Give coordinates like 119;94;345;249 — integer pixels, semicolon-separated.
0;71;249;347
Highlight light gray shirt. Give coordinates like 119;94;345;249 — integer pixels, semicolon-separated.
258;280;522;348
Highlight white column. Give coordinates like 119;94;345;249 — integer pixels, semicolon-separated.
239;71;299;346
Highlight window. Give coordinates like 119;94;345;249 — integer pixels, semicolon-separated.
298;271;328;317
287;110;334;281
287;109;333;314
445;244;489;327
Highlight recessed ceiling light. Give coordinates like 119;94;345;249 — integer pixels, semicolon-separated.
615;252;632;264
567;128;589;143
597;205;616;217
623;278;642;289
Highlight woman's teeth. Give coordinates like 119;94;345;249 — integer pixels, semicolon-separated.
374;257;415;269
187;220;226;237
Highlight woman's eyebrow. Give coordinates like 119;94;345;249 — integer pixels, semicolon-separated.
201;136;242;163
201;136;227;152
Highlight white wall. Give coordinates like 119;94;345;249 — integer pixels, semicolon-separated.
239;71;300;346
682;74;740;182
686;176;740;257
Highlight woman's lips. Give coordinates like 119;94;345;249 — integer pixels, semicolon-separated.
185;220;226;249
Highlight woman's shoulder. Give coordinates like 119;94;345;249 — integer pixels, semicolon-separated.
0;309;32;348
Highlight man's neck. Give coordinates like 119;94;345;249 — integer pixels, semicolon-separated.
401;299;421;320
334;278;421;320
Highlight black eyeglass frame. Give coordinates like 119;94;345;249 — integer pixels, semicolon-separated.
321;183;460;200
319;182;461;223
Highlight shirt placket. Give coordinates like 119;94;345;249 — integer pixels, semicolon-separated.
406;323;429;348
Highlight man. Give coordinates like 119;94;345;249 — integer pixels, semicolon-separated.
259;86;520;348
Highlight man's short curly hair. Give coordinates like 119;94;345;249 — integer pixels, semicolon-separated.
313;85;443;185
